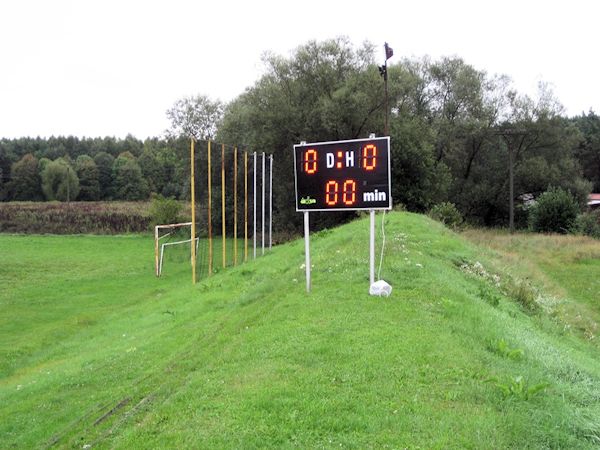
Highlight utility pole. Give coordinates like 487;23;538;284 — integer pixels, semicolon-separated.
508;142;514;233
379;42;394;136
496;128;528;234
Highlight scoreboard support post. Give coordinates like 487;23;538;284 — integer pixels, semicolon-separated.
304;211;311;292
253;152;257;259
369;209;375;285
269;155;273;250
262;152;266;255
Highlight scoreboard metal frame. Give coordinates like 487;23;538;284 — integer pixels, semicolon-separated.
293;136;392;212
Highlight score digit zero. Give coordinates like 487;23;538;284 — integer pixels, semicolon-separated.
294;137;391;212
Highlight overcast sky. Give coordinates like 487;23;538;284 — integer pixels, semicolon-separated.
1;0;598;139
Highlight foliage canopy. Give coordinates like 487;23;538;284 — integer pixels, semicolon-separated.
0;38;598;233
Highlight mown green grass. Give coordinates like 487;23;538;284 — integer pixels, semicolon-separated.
1;213;600;448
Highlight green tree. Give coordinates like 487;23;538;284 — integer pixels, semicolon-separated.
112;154;149;200
529;187;580;233
38;157;52;174
156;145;180;198
395;58;512;223
41;158;80;201
0;144;13;186
93;152;115;199
435;79;589;227
166;94;224;140
493;86;590;227
7;154;43;200
138;147;165;194
218;38;383;231
90;137;118;157
120;134;144;157
385;61;459;210
389;114;450;210
75;155;101;201
45;142;67;161
572;110;600;192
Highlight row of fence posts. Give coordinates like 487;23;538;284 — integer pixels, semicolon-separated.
190;139;274;283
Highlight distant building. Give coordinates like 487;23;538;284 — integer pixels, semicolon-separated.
518;193;536;208
588;193;600;210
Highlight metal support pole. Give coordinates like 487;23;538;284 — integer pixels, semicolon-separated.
154;225;160;277
190;139;196;284
384;61;389;136
269;154;273;250
262;152;265;255
509;145;515;234
244;151;248;262
221;144;226;268
383;42;392;136
207;140;212;276
369;209;375;286
234;147;238;265
253;152;257;259
304;211;311;293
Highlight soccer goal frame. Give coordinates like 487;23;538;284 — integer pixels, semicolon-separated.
154;222;199;277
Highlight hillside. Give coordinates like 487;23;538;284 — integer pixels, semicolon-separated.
1;212;599;448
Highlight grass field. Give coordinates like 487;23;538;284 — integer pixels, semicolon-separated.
463;229;600;342
1;212;600;448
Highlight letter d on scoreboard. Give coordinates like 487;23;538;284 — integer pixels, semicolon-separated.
293;136;392;211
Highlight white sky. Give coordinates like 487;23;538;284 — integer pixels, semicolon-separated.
0;0;598;139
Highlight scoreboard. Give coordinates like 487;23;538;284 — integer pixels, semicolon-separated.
293;137;391;212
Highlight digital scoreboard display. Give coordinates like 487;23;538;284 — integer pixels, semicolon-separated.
294;137;391;212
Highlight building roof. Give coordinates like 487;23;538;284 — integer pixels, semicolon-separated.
589;193;600;207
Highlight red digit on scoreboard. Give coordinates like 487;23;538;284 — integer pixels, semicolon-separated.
362;144;377;171
342;179;356;205
304;149;317;174
325;180;339;206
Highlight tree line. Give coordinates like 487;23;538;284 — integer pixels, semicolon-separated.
1;37;600;233
0;135;193;203
216;38;600;232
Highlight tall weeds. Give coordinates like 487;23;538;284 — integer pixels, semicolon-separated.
0;202;152;234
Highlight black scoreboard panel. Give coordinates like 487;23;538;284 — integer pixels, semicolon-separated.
293;137;391;212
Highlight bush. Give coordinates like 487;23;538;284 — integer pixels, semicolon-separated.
572;210;600;239
149;194;182;226
429;202;463;229
528;187;580;234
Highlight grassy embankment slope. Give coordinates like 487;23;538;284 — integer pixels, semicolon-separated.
1;212;599;448
463;229;600;342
